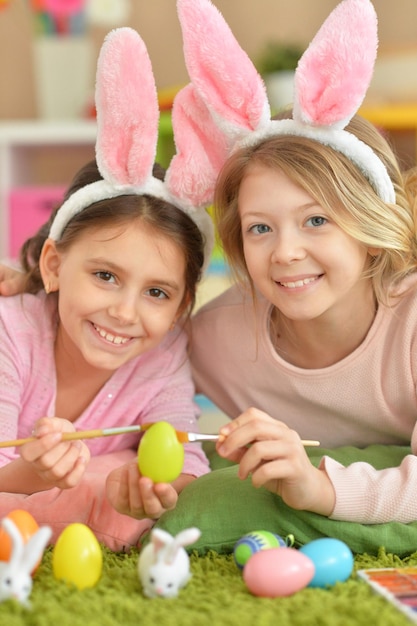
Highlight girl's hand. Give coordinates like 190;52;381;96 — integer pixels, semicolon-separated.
0;264;25;296
217;408;335;516
19;417;90;489
106;460;193;520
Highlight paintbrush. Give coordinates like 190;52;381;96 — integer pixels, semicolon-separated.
0;425;320;448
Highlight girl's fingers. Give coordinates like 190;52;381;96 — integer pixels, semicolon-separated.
153;483;178;512
237;438;308;481
20;432;64;462
219;419;292;457
54;455;88;489
139;479;176;519
105;463;131;514
35;442;85;481
127;464;147;517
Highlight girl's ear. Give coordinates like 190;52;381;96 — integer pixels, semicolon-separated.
39;238;61;292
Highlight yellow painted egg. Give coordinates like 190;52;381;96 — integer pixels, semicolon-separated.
138;421;184;483
52;523;103;589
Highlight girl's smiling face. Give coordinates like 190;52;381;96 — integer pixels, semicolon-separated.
41;220;187;373
238;165;375;325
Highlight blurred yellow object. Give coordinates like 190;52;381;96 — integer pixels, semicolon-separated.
158;84;184;111
359;103;417;166
360;103;417;129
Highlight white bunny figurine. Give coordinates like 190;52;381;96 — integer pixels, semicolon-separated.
138;527;201;598
0;517;52;607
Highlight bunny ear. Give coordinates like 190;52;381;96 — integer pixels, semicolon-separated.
177;0;395;204
166;84;229;208
50;25;217;269
294;0;378;129
165;84;218;268
164;527;201;564
174;527;201;548
95;27;159;186
1;518;24;567
177;0;270;143
151;529;173;554
21;526;52;575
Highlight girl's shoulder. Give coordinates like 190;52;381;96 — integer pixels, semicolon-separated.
193;282;255;318
0;292;56;334
389;273;417;305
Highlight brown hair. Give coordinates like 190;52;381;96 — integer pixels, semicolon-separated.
20;160;204;318
214;110;417;305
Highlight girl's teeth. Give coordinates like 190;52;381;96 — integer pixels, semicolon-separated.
281;277;317;288
95;325;129;344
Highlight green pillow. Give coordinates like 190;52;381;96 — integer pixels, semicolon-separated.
148;444;417;557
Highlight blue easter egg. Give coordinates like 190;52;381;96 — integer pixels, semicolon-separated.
299;538;354;588
233;530;286;570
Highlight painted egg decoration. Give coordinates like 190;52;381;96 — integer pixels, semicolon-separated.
138;421;184;483
0;509;39;563
234;530;286;570
243;547;315;597
52;523;103;589
299;538;354;588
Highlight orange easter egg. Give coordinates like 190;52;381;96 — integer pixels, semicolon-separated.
0;509;39;562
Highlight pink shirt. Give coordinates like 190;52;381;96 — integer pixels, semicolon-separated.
0;292;209;478
191;277;417;524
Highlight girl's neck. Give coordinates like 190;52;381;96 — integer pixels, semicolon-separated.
270;292;378;369
54;332;114;423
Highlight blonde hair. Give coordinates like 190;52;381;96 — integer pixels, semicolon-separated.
214;112;417;305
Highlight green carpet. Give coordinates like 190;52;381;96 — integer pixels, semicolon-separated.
1;546;416;626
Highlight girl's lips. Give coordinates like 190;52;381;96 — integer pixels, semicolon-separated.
92;322;133;345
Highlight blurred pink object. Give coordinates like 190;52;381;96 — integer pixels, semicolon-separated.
43;0;85;18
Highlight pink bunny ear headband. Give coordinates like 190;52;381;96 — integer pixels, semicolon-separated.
49;27;220;270
177;0;396;205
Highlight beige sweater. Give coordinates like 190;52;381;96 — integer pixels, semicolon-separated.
191;276;417;524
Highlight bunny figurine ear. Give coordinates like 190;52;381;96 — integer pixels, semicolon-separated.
0;518;52;606
177;0;395;204
164;527;201;564
49;26;215;270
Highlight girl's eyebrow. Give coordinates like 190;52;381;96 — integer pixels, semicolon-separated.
241;202;321;217
86;258;182;292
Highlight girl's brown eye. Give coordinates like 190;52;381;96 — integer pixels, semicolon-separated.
147;288;168;300
95;271;114;282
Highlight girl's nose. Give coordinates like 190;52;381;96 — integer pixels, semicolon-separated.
271;233;306;264
108;291;139;325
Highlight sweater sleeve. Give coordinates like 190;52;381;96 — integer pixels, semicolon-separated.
321;453;417;523
0;305;26;467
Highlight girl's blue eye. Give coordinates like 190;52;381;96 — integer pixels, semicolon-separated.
249;224;271;235
95;271;115;283
306;216;327;227
147;288;168;300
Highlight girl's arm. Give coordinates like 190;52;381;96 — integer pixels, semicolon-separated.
320;452;417;524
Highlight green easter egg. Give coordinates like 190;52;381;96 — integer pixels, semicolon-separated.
138;421;184;483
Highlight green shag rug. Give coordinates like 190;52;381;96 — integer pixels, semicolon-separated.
1;546;416;626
